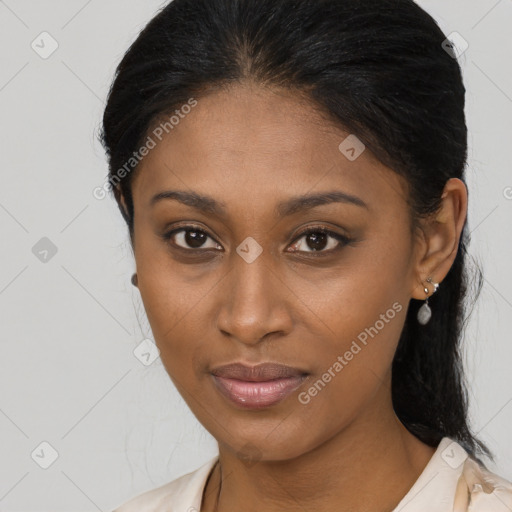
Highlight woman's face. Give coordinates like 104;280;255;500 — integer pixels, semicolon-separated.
129;83;422;461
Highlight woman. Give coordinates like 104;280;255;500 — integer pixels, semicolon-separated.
100;0;512;510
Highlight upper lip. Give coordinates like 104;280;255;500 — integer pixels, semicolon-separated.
211;362;308;382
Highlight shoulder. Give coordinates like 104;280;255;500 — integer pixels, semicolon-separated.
112;456;219;512
454;454;512;511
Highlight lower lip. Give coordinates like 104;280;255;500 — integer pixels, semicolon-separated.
211;374;308;409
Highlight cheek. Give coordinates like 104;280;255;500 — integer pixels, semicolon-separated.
304;229;409;341
291;290;407;443
133;235;195;357
301;282;406;403
137;277;207;363
134;244;222;394
296;232;411;405
137;283;211;403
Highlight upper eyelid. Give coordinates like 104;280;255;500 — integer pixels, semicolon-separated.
166;224;343;238
166;224;347;248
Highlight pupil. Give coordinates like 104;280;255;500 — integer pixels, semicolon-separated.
186;230;206;248
307;232;327;251
183;231;329;250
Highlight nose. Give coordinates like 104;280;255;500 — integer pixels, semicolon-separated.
216;249;294;346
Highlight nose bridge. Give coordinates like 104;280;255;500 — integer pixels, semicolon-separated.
216;243;291;344
232;248;271;307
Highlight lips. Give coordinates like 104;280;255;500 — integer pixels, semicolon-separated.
211;362;307;381
210;362;309;409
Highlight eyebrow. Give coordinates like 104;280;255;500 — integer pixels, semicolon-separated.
150;189;368;217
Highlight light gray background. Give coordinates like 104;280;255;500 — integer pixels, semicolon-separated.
0;1;511;510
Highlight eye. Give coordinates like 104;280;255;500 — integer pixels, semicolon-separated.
162;224;352;255
164;225;222;251
287;226;351;254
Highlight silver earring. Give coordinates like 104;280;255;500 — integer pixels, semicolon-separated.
417;276;439;325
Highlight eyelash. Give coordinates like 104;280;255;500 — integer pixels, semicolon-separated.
162;224;353;256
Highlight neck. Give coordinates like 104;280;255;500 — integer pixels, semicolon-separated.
202;392;436;512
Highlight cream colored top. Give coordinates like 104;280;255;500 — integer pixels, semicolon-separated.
113;437;512;512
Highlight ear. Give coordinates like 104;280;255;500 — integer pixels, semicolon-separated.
410;177;468;300
113;185;130;222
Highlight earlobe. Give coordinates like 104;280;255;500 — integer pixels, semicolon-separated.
410;178;468;300
416;276;440;324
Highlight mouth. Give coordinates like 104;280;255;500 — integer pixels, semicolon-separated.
210;362;309;409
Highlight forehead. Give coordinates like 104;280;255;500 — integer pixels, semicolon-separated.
133;83;408;211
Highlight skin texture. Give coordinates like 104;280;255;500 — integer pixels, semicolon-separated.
120;82;468;512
